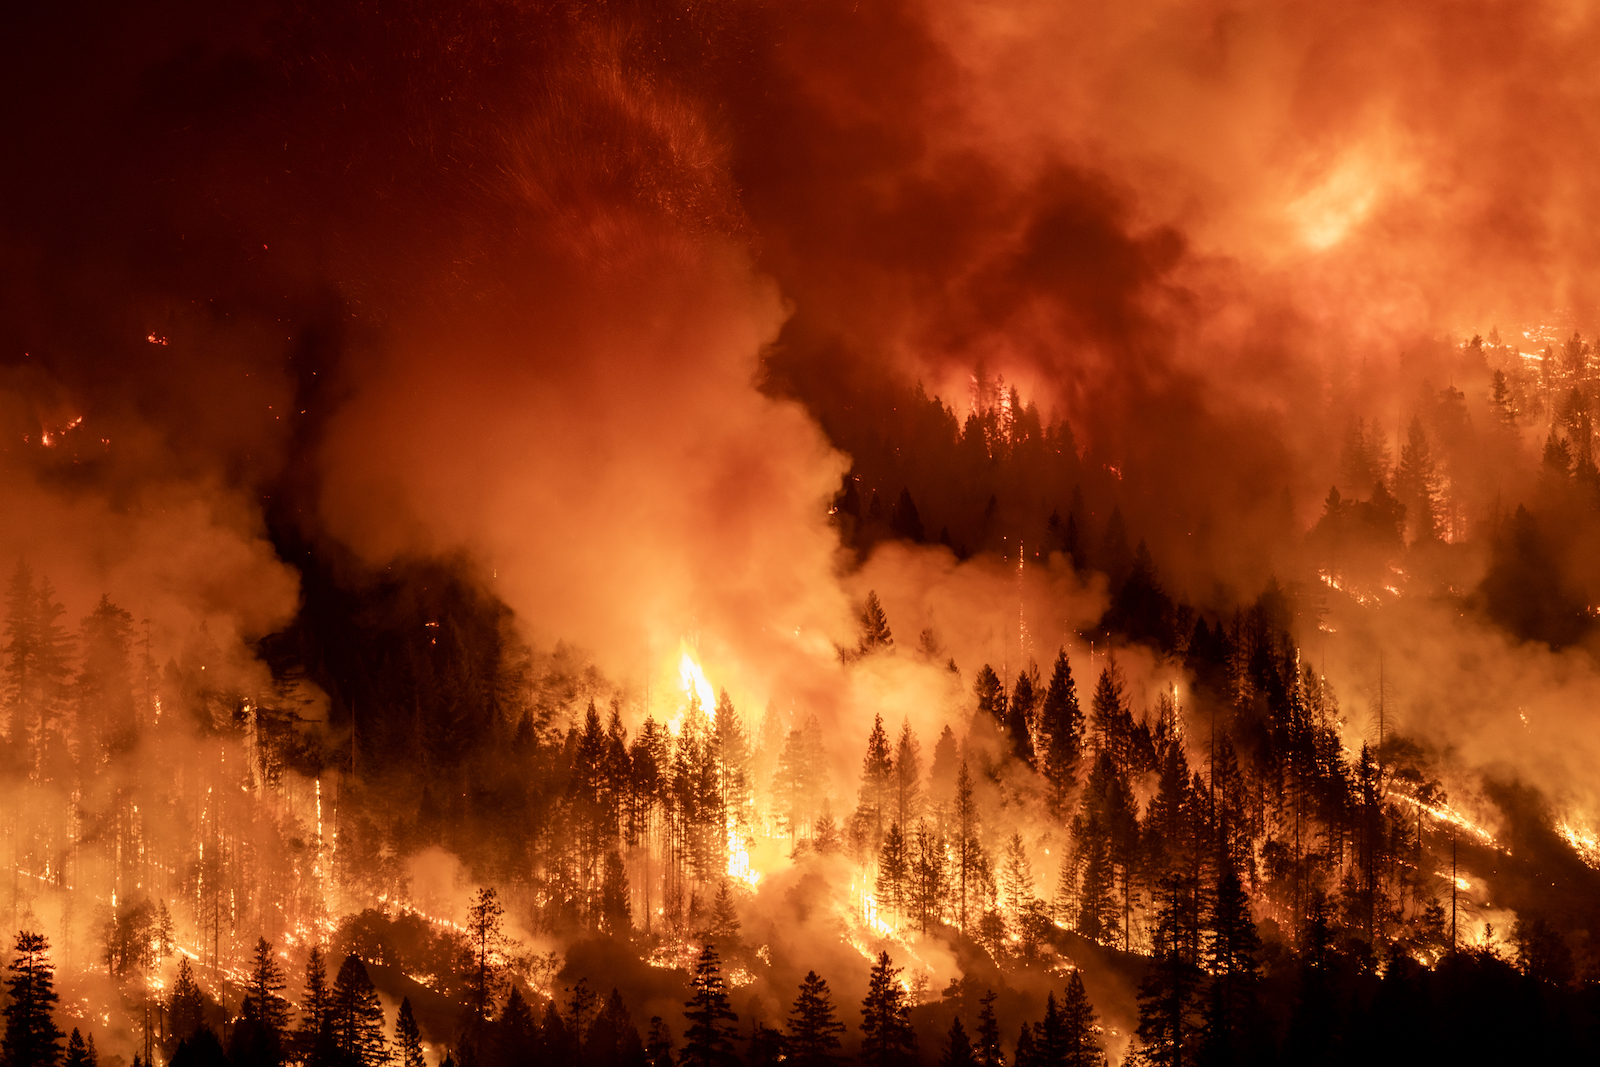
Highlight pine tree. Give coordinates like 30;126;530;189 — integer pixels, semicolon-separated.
1198;860;1261;1067
860;592;894;653
910;820;948;933
232;937;291;1067
859;953;915;1067
941;1017;977;1067
857;714;895;848
973;666;1004;735
1089;666;1132;772
584;988;647;1067
1006;670;1037;765
1032;994;1065;1067
602;850;633;937
167;957;207;1048
1395;416;1441;543
1133;872;1202;1067
1059;973;1101;1067
294;947;333;1063
646;1017;676;1067
786;971;845;1067
954;760;987;933
713;691;754;832
710;882;741;945
63;1029;96;1067
1011;1024;1036;1067
999;833;1036;916
3;932;63;1067
1039;650;1084;814
242;937;292;1038
681;945;738;1067
396;998;425;1067
876;823;910;925
465;887;506;1018
747;1023;785;1067
330;954;387;1067
892;719;923;830
975;992;1003;1067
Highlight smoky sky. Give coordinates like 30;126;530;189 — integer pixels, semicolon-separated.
4;0;1600;705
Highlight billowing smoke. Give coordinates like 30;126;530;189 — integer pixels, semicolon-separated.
6;0;1600;1060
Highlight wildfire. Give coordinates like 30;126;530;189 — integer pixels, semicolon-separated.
727;813;760;887
1388;791;1499;848
1557;821;1600;869
680;651;717;723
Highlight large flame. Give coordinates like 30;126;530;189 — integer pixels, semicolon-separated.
680;650;717;724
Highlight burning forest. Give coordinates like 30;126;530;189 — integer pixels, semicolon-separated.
6;0;1600;1065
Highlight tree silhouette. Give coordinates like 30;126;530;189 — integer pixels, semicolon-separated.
859;953;915;1067
681;945;738;1067
3;932;63;1067
975;991;1003;1067
330;954;387;1067
396;998;425;1067
940;1016;977;1067
786;971;845;1067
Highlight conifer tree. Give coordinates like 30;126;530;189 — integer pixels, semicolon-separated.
63;1030;91;1067
1032;994;1065;1067
1059;973;1101;1067
974;992;1003;1067
1039;650;1084;814
602;850;633;938
786;971;845;1067
490;986;540;1067
859;953;915;1067
892;719;923;830
857;714;895;847
3;933;62;1067
1007;671;1036;765
876;823;910;924
681;945;738;1067
1198;860;1261;1067
167;957;207;1048
1089;666;1132;772
232;937;291;1067
1396;416;1441;543
1133;872;1202;1067
713;691;754;829
710;882;741;945
242;937;292;1040
954;761;987;933
294;947;333;1063
999;833;1036;916
331;954;387;1067
1011;1024;1036;1067
747;1022;785;1067
646;1017;676;1067
396;998;426;1067
584;988;647;1067
465;887;506;1018
973;666;1004;735
859;592;894;653
941;1017;977;1067
910;820;948;932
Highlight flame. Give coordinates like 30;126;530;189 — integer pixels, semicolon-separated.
1558;821;1600;869
680;651;717;724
